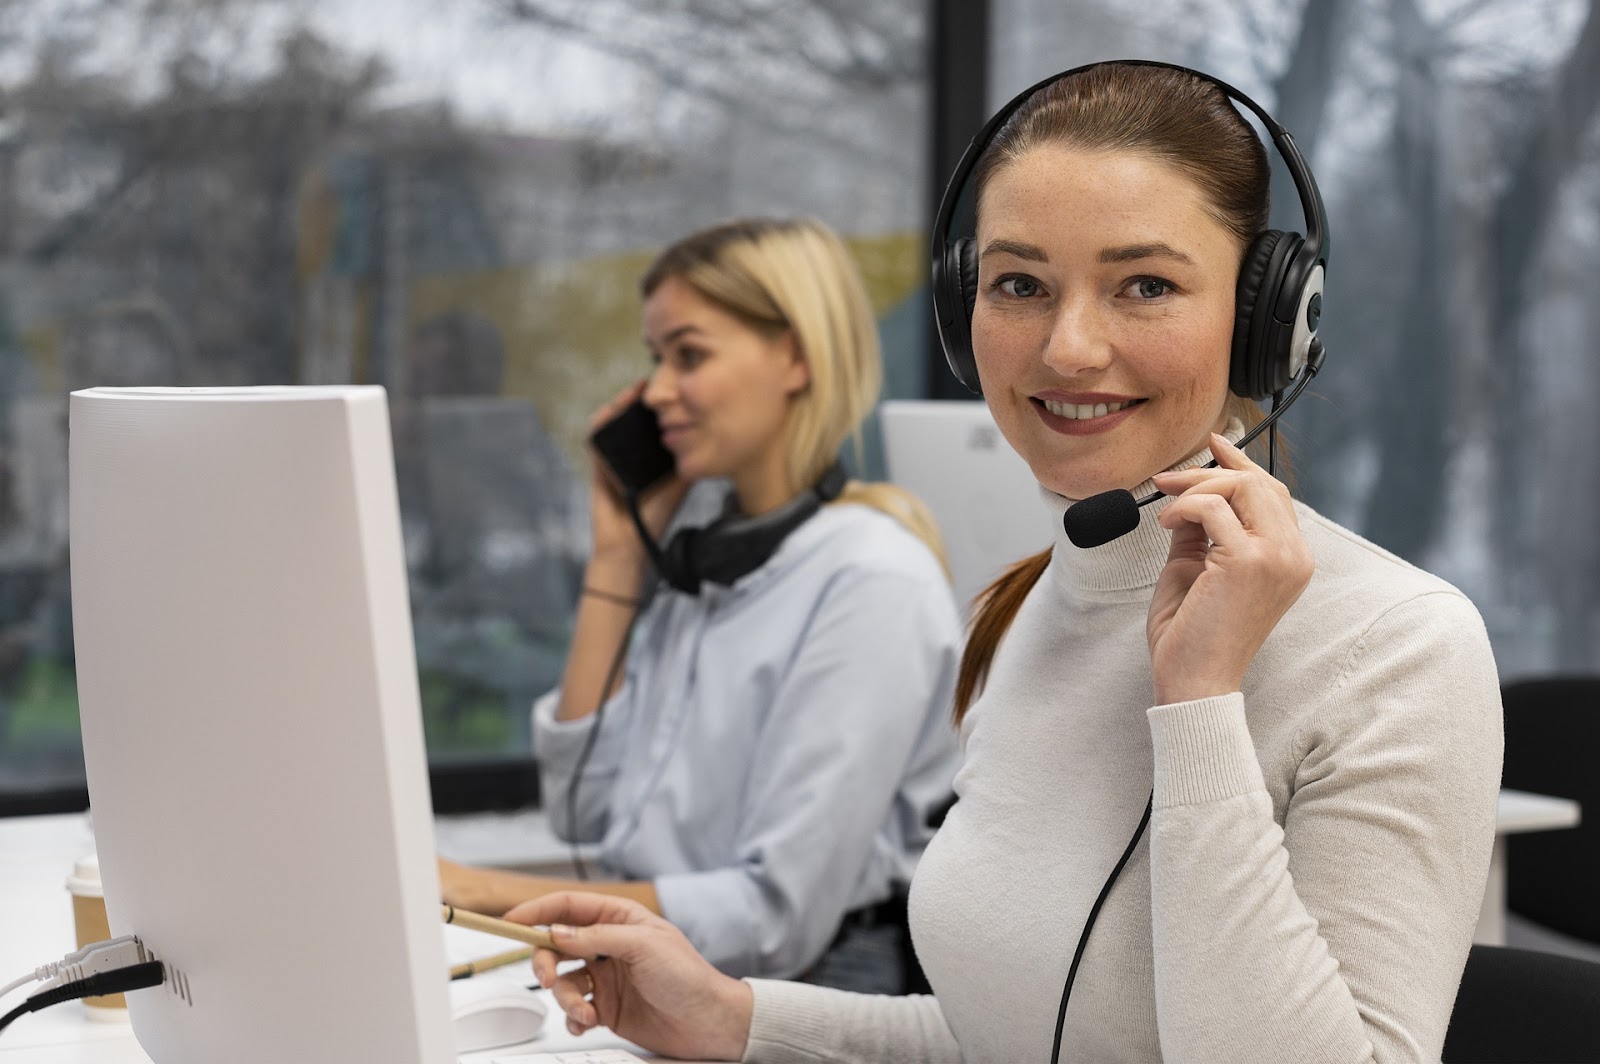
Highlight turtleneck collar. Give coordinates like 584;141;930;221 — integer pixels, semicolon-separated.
1041;419;1245;595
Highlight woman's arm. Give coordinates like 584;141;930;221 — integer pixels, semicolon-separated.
438;858;661;916
503;892;963;1064
654;568;961;978
1145;592;1501;1063
740;979;961;1064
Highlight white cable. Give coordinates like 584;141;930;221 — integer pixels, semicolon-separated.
2;936;150;1003
0;972;37;1002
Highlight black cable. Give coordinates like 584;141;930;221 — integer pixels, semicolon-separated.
0;960;165;1036
567;486;650;880
565;613;639;880
1268;387;1282;478
1049;792;1153;1064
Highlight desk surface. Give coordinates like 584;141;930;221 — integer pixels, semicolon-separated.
0;812;636;1061
0;791;1582;1061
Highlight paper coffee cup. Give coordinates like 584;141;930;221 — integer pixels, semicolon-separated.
65;854;129;1020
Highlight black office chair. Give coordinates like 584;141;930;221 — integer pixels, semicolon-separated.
1501;676;1600;944
1443;945;1600;1062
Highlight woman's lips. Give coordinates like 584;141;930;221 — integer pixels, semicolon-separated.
1031;396;1146;437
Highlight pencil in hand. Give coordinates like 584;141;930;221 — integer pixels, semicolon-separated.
440;903;557;951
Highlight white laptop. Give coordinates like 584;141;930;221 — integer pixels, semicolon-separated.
878;400;1051;613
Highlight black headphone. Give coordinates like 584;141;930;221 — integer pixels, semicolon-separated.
930;58;1329;404
630;463;848;595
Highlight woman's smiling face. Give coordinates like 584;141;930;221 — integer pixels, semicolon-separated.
971;145;1246;500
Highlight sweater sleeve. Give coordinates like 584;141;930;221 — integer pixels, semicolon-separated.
742;980;964;1064
1144;591;1502;1064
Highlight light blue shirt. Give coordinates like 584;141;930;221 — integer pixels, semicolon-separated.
533;500;962;979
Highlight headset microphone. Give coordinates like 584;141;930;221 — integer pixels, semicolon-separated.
1060;339;1324;548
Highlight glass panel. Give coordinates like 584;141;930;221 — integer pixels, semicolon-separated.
0;0;931;804
987;0;1600;676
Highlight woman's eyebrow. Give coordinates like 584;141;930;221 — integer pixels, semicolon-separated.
645;324;708;347
980;238;1049;262
1098;242;1195;265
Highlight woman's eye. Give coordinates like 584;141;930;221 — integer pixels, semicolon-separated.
996;276;1042;299
1127;277;1172;300
676;346;707;369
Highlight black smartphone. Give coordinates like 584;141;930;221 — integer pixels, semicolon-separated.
589;398;677;497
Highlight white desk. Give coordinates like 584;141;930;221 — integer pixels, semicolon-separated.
0;792;1582;1060
0;812;636;1062
1473;789;1581;946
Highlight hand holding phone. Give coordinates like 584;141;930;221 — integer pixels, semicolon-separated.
590;398;677;498
585;383;689;561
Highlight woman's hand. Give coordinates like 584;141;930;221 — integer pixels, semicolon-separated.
1146;433;1314;705
588;380;691;565
505;891;753;1062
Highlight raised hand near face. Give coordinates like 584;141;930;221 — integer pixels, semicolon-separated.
587;379;692;562
1145;433;1314;706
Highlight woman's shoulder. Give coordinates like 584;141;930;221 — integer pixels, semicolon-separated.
1292;500;1487;630
790;500;951;588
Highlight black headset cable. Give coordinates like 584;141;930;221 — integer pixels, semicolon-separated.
1049;791;1153;1064
566;491;650;878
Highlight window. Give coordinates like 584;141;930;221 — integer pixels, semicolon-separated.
986;0;1600;677
0;0;933;814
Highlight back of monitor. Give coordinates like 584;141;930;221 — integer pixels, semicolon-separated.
879;400;1051;612
69;386;451;1063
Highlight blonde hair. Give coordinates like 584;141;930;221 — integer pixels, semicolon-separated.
642;218;949;573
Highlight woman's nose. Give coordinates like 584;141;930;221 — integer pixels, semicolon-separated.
642;364;676;409
1042;299;1114;376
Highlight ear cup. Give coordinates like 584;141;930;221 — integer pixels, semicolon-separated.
937;238;983;394
657;526;703;594
1230;229;1300;400
957;238;979;320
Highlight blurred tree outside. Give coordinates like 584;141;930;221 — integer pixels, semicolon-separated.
0;0;933;793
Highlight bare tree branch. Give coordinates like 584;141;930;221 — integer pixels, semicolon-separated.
484;0;915;167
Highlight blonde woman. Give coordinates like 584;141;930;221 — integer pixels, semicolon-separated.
440;218;961;991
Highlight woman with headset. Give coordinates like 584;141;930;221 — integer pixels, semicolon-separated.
500;62;1503;1063
439;217;962;992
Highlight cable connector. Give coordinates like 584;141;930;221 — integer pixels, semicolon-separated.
0;960;165;1036
38;936;151;992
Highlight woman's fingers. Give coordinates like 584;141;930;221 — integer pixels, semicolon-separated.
1207;431;1260;471
505;890;655;931
531;946;562;989
551;965;599;1031
1158;491;1249;550
586;378;649;435
549;919;653;963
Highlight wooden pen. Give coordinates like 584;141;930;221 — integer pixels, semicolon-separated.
440;903;557;951
449;946;534;981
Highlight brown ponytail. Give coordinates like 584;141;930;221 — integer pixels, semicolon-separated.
954;548;1052;725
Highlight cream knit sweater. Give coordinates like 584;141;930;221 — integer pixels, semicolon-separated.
741;456;1503;1063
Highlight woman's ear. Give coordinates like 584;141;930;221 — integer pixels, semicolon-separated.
779;330;811;396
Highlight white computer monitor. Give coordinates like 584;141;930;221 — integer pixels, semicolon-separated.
879;400;1052;613
69;386;453;1063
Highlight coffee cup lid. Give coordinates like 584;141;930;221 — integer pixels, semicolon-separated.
65;852;102;897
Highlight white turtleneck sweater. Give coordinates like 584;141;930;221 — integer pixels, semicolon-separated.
739;448;1503;1063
